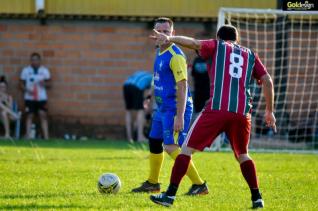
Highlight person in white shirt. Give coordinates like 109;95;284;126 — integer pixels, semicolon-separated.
20;53;51;139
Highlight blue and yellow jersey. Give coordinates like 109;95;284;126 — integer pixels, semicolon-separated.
153;44;192;112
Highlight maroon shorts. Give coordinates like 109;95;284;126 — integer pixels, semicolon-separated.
185;110;251;158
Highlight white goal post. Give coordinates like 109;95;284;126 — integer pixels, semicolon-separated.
214;8;318;152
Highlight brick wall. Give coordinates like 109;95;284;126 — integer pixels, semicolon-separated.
0;19;208;139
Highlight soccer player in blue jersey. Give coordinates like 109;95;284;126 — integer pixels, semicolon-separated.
132;17;208;195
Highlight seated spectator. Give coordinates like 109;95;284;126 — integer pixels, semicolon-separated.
123;71;153;143
0;76;19;139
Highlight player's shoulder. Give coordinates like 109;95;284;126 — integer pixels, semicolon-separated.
201;39;217;45
21;66;32;75
233;43;256;57
22;65;31;71
170;44;186;57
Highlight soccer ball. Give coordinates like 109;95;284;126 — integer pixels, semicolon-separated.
97;173;121;194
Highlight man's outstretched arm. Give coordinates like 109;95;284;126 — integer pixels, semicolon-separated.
150;29;201;50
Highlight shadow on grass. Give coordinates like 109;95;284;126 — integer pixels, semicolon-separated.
0;192;97;199
0;192;98;209
0;204;91;210
0;139;149;151
0;156;134;163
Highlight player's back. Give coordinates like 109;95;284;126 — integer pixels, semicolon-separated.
203;39;266;116
124;71;152;90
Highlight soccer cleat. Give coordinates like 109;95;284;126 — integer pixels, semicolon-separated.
252;199;264;209
131;181;160;193
186;181;209;195
150;192;175;207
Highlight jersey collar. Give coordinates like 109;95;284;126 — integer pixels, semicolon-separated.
158;43;174;56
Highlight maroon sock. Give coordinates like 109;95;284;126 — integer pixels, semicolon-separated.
170;154;191;186
240;159;259;189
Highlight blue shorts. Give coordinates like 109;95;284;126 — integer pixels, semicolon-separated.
149;109;192;146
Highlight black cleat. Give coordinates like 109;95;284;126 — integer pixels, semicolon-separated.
150;192;175;207
252;199;264;209
131;181;160;193
186;181;209;195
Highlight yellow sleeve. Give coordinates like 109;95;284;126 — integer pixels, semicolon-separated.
170;54;187;82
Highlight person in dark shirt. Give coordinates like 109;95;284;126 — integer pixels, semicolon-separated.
191;53;210;114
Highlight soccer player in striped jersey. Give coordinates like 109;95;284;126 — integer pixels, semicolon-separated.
132;17;208;195
149;25;276;208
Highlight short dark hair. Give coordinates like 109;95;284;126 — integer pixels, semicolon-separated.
0;75;7;86
154;17;174;28
217;25;239;42
30;52;41;60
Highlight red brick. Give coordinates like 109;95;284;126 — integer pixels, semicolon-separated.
63;76;74;83
14;33;29;39
1;50;14;57
88;77;107;83
77;77;90;83
43;50;55;57
41;33;58;40
59;51;81;58
9;25;36;32
0;24;7;32
100;27;116;33
76;93;90;100
9;58;22;65
62;26;77;33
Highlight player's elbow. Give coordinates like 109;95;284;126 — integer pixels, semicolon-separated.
193;39;201;50
176;79;187;89
261;74;273;89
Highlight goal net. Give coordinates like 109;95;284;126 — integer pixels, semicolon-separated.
216;8;318;151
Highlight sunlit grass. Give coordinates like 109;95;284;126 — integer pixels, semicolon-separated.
0;139;317;210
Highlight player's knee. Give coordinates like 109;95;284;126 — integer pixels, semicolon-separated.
149;138;163;154
237;153;252;164
181;144;195;156
163;144;179;154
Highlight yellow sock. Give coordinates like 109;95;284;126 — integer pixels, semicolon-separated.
187;160;204;185
169;148;180;160
147;152;164;184
169;148;204;185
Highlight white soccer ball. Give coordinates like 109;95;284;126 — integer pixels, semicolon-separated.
97;173;121;194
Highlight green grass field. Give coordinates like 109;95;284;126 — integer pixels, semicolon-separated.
0;139;317;210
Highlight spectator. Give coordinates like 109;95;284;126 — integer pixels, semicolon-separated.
191;53;210;113
123;71;152;143
20;52;51;139
0;76;18;139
